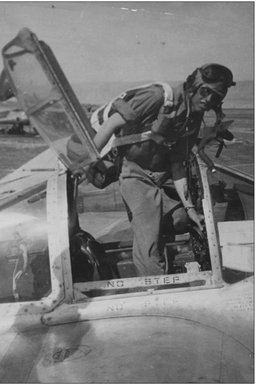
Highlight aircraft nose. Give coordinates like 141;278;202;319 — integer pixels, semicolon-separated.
31;316;253;383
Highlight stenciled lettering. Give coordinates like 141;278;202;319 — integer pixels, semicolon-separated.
172;275;180;283
107;303;124;312
106;281;115;288
106;280;124;289
144;275;180;286
105;275;181;291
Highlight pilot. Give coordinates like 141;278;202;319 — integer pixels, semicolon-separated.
70;63;235;276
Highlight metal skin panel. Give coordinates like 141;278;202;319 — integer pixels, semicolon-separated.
43;275;254;344
74;271;213;296
0;276;253;383
37;315;253;383
218;220;254;272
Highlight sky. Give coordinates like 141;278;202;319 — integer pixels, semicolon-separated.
0;1;254;84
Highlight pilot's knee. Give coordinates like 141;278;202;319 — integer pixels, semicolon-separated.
172;207;189;233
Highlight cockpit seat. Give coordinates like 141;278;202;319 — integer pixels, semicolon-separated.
69;230;114;282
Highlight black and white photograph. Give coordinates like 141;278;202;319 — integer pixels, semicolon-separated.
0;2;254;383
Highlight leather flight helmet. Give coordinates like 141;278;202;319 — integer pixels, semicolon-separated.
185;63;236;98
200;64;235;87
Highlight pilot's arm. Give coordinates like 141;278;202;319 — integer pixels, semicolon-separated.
94;113;126;152
171;162;204;231
70;84;163;180
70;113;126;181
93;83;164;153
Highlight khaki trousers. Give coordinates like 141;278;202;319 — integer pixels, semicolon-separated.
119;158;186;276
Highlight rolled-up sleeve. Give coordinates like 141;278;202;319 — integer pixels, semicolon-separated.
111;84;164;124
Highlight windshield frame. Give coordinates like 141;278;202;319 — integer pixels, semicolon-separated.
0;172;68;317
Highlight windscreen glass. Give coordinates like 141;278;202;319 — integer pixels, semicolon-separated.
3;29;99;168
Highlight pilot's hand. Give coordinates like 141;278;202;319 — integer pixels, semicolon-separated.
186;207;204;231
191;144;198;155
86;161;108;189
69;162;88;183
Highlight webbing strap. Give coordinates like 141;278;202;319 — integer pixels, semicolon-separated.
112;131;152;147
112;130;168;147
159;82;173;108
92;83;175;148
111;83;174;148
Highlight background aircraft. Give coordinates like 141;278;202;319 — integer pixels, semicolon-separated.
0;70;31;134
0;68;52;138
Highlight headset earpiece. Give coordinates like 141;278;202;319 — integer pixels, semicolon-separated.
184;71;197;90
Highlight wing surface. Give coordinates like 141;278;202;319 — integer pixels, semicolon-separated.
0;148;57;209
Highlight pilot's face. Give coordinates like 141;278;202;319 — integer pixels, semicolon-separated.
191;85;224;112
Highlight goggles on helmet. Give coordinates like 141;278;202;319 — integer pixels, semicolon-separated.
200;64;236;88
199;86;224;105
